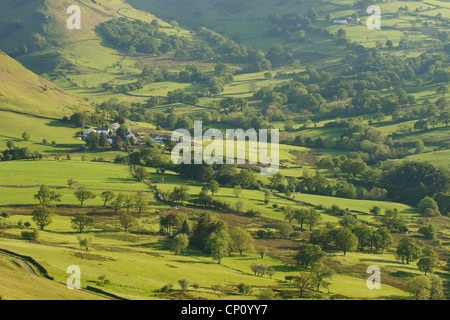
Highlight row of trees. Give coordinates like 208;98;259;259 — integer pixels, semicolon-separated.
30;185;149;230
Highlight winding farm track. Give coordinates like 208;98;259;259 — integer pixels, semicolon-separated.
0;249;119;299
0;252;38;277
14;257;38;276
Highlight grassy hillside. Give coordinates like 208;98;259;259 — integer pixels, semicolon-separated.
0;254;106;300
0;211;414;300
0;111;86;154
0;0;448;301
0;51;92;117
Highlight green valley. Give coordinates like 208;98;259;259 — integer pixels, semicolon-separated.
0;0;448;303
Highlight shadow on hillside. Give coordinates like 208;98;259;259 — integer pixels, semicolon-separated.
45;120;77;128
400;208;419;216
42;143;81;149
132;241;167;251
272;265;298;273
359;258;418;272
106;177;136;183
173;259;216;265
0;135;24;142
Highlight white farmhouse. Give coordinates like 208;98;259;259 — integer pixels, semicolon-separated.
82;128;95;139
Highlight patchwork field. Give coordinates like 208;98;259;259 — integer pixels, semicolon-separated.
0;0;448;302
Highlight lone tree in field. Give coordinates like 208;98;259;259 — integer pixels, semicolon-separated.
178;279;190;292
22;131;30;141
101;191;115;206
406;276;431;300
306;208;322;231
396;237;421;264
123;194;135;212
171;233;189;255
135;166;148;182
250;263;269;277
294;244;324;269
417;245;439;275
293;273;315;298
169;186;190;205
134;191;148;214
207;180;220;196
119;212;137;232
294;207;309;230
32;205;54;230
78;236;92;251
264;190;272;205
71;213;94;233
206;230;231;264
67;179;78;189
112;193;125;213
233;185;243;198
230;227;255;256
335;228;358;255
278;222;293;239
34;185;62;207
74;189;96;206
258;246;268;259
312;263;334;292
370;206;381;216
237;283;252;295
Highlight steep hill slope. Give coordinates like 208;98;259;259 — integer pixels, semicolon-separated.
0;0;120;55
0;50;92;118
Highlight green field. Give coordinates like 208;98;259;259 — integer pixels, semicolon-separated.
0;111;84;154
0;212;416;300
0;254;106;300
0;0;448;302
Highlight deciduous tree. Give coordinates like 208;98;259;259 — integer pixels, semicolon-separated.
294;244;324;269
71;213;94;233
171;233;189;255
396;237;421;264
119;212;137;232
230;227;255;256
335;228;357;255
32;205;54;230
101;191;115;206
417;245;439;275
74;189;96;206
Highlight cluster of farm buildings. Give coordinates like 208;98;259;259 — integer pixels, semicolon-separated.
332;16;361;25
80;123;177;146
